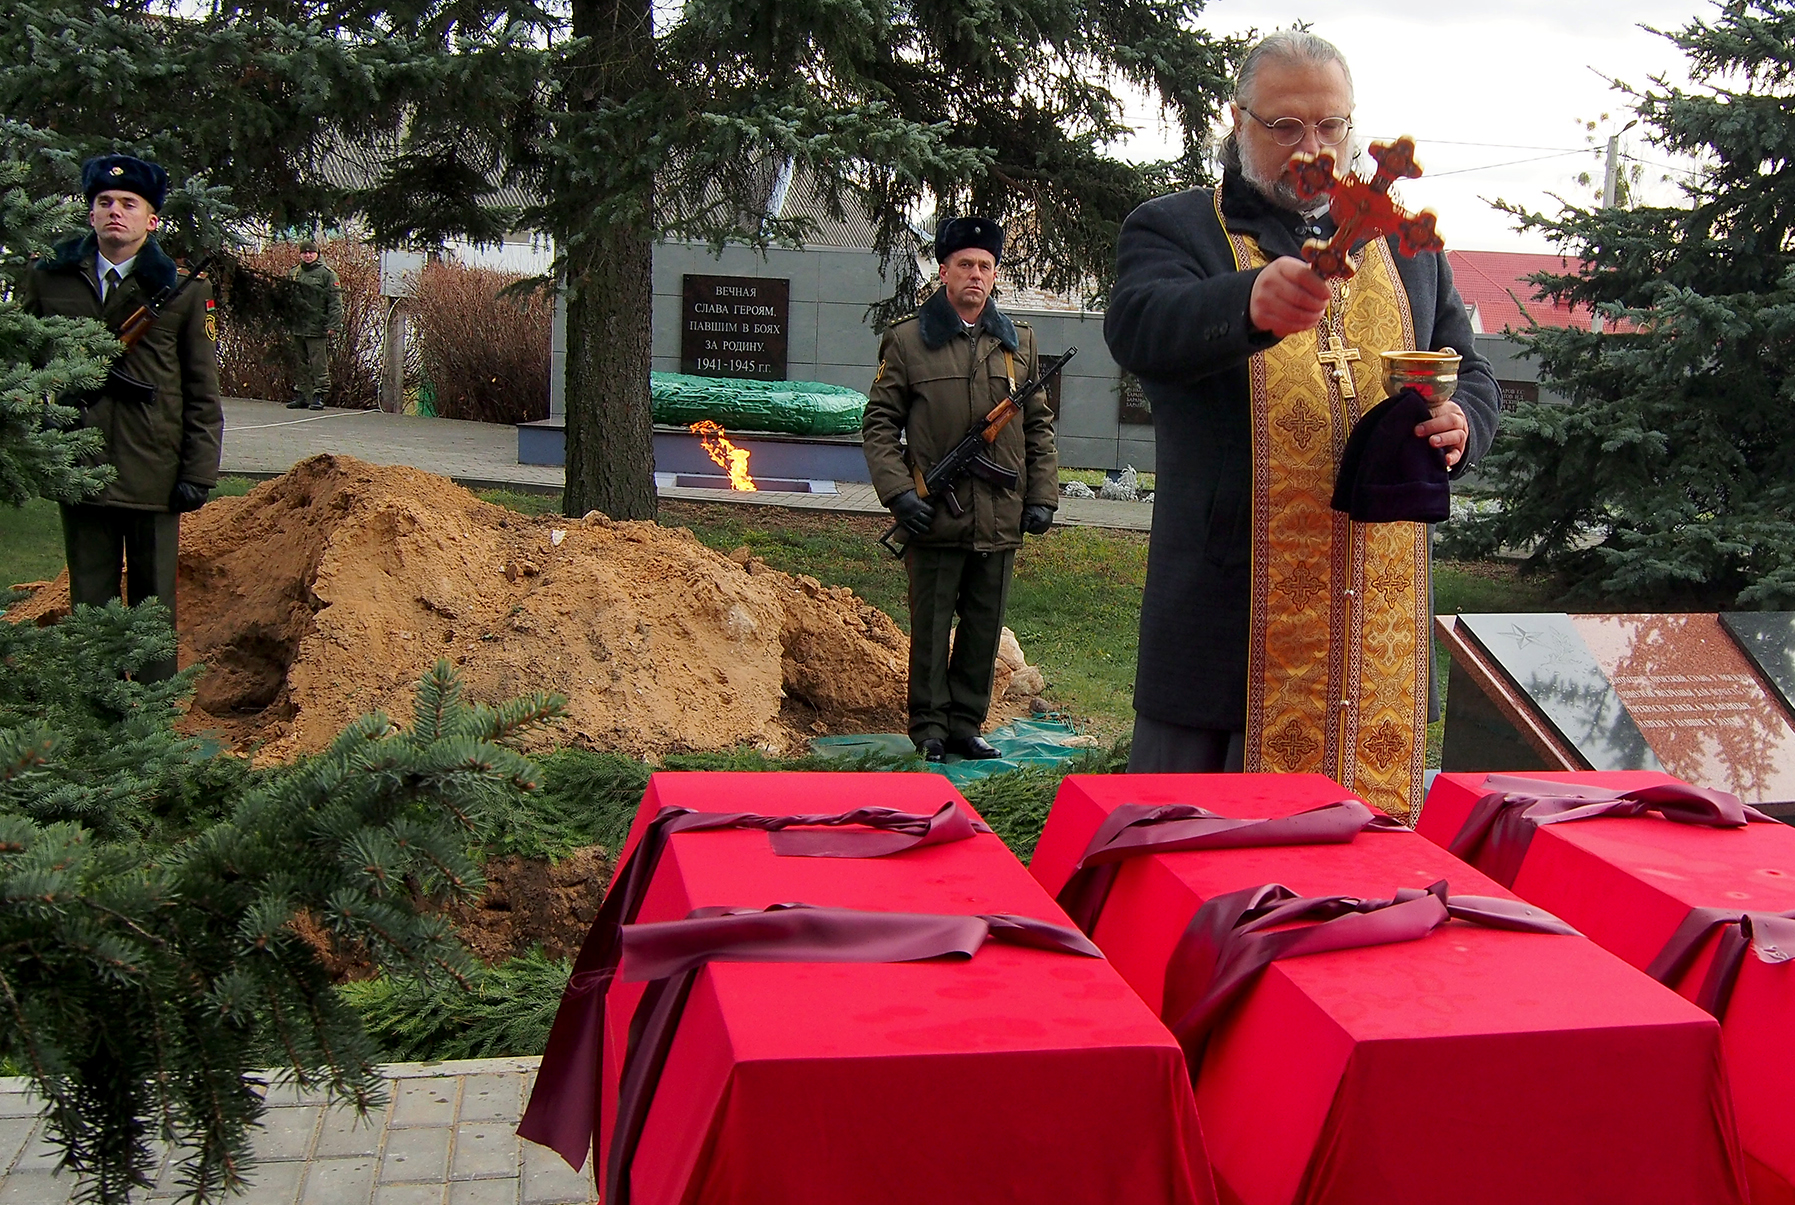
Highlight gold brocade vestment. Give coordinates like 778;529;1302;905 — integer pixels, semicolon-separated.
1219;203;1431;818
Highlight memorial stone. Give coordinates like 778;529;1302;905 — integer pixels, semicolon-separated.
1721;611;1795;716
680;273;790;379
1440;612;1795;804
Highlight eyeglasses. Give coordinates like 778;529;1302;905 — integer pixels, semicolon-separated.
1240;108;1352;148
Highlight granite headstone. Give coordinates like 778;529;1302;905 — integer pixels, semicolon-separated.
1439;612;1795;804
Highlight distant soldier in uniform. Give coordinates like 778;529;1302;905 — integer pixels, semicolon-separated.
19;154;223;682
284;238;342;410
863;217;1059;763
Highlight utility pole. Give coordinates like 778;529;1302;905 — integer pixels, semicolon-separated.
1594;119;1639;334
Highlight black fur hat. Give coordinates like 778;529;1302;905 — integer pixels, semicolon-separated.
81;155;169;211
934;216;1003;264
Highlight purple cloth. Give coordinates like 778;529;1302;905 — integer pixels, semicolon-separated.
1646;905;1795;1019
1161;880;1577;1077
1329;387;1450;524
607;904;1099;1205
1447;773;1772;888
1056;799;1404;934
517;801;987;1170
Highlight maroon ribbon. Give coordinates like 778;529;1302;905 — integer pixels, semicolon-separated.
1161;880;1576;1077
607;903;1101;1205
1056;799;1405;934
517;801;987;1170
1447;773;1772;888
1646;906;1795;1019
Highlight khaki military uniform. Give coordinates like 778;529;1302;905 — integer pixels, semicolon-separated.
21;232;223;681
286;259;343;405
863;288;1058;743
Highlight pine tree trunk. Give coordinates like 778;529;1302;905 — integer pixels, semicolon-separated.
563;227;655;520
561;0;657;521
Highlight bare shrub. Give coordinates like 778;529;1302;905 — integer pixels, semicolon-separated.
410;261;550;425
216;239;382;409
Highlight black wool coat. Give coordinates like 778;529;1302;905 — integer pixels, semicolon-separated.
1103;170;1501;731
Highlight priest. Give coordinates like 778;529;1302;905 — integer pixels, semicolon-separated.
1103;30;1500;816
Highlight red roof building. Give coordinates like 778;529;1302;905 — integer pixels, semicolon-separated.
1446;249;1597;333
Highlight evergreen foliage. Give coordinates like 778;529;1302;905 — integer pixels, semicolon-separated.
0;122;114;507
0;654;562;1203
340;947;570;1063
1449;0;1795;607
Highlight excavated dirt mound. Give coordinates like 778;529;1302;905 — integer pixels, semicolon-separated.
11;455;910;759
450;846;611;964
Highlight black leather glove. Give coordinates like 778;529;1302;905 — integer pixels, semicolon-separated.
170;480;210;513
888;489;935;535
1022;504;1055;535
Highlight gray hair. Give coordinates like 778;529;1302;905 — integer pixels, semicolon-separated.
1234;30;1354;110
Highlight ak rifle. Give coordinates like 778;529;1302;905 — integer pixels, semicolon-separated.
116;253;213;353
879;346;1077;557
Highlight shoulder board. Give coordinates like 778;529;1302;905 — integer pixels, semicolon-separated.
889;312;919;327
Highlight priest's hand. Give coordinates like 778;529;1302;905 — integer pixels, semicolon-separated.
1415;399;1469;468
1248;257;1331;337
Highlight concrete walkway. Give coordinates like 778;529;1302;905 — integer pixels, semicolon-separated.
219;399;1154;532
0;1059;596;1204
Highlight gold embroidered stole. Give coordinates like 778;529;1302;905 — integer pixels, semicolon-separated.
1219;208;1431;819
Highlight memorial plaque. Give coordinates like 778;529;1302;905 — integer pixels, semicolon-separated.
1574;612;1795;804
1720;611;1795;718
1117;372;1152;425
1442;611;1795;804
680;274;790;380
1452;612;1661;772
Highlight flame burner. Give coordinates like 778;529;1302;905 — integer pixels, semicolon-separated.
689;421;758;491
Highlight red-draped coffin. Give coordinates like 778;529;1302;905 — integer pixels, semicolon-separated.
1031;772;1745;1205
1418;769;1795;1204
593;771;1216;1205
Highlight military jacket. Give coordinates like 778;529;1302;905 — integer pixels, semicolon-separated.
862;289;1059;552
21;233;223;511
285;259;343;337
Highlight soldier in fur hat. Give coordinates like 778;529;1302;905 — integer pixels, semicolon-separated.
19;153;222;682
862;217;1060;763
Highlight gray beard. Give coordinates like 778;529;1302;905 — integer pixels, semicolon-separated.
1243;164;1330;218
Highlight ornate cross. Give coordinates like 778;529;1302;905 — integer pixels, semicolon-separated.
1289;136;1445;281
1317;333;1361;399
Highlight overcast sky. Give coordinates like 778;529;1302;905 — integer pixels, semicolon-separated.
1118;1;1719;252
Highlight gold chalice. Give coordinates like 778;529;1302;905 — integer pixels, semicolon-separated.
1379;348;1459;404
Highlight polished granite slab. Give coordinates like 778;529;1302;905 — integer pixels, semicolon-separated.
1575;613;1795;804
1444;612;1795;803
1721;612;1795;718
1454;612;1661;773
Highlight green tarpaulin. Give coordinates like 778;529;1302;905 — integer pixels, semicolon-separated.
810;720;1093;785
652;372;867;437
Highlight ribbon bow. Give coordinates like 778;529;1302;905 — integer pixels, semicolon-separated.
1055;799;1404;934
517;800;986;1170
1448;774;1770;888
1161;880;1576;1077
608;904;1099;1205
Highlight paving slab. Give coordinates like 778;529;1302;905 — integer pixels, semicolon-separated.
0;1060;595;1205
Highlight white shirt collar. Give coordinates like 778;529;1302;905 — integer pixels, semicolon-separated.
97;250;137;279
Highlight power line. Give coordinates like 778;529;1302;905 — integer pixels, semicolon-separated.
1418;150;1590;179
1361;135;1589;154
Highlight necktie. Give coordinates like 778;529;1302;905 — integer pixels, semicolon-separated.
103;268;122;301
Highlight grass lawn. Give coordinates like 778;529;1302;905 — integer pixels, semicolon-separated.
2;480;1566;756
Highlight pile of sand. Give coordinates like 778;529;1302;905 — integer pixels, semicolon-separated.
11;455;921;759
